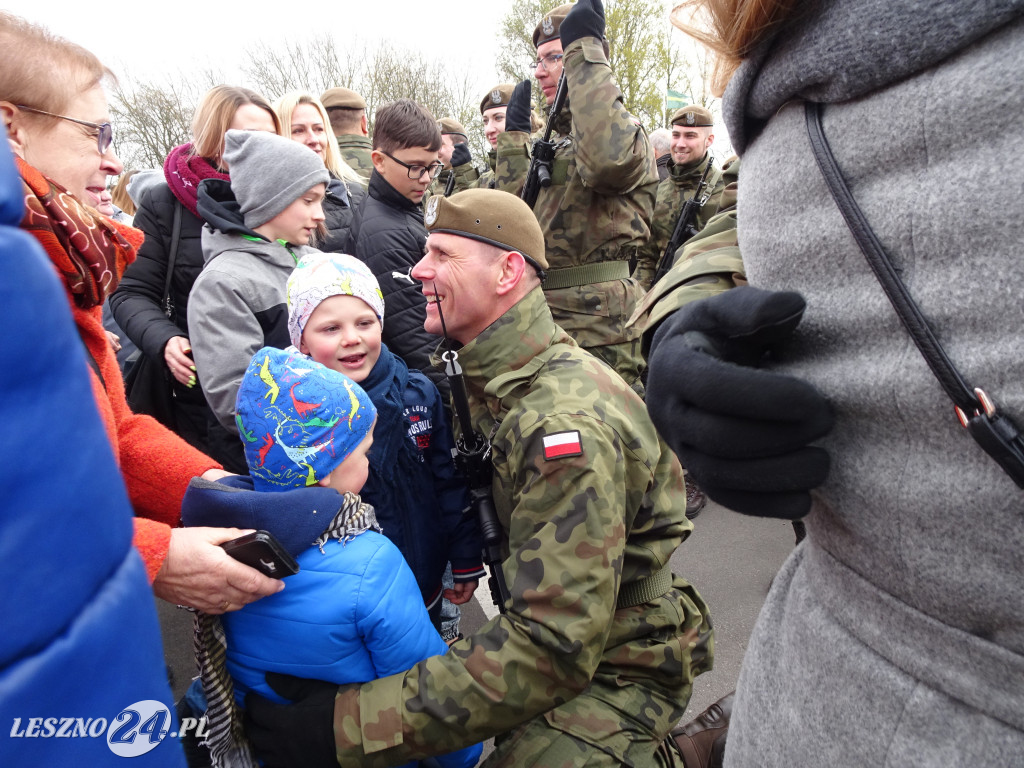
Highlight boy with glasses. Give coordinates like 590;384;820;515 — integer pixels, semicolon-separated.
350;99;449;401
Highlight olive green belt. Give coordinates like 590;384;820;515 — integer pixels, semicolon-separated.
617;564;673;609
542;260;630;290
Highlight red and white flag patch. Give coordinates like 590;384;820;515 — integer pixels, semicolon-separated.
542;430;583;461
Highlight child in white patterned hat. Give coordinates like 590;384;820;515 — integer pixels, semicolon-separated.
287;252;485;637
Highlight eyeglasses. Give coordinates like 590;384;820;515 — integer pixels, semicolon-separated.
533;53;564;71
380;150;444;180
16;105;114;156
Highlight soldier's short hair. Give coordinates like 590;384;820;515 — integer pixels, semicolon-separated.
373;99;442;154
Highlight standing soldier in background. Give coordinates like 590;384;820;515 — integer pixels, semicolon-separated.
478;83;514;189
242;189;712;768
321;86;373;182
495;0;659;395
431;117;479;196
641;105;726;290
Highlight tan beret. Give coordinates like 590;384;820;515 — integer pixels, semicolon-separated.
424;189;548;272
671;105;714;128
480;84;515;115
436;117;468;140
533;3;573;48
321;87;366;110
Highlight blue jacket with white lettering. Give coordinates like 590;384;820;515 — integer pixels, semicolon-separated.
0;142;184;766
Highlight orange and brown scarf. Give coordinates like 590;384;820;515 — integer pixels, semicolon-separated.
17;156;142;309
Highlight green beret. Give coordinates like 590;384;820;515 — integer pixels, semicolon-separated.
671;105;714;128
480;84;515;115
321;87;366;110
533;3;573;48
436;117;468;140
424;189;549;273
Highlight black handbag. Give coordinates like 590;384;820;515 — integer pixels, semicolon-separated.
806;101;1024;488
124;200;182;429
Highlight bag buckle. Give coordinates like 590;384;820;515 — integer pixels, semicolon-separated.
955;388;1024;489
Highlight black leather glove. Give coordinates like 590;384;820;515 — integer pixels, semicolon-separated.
450;142;472;167
504;79;533;134
244;672;339;768
647;286;834;520
560;0;605;48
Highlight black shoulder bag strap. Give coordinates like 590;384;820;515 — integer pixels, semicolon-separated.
805;101;1024;488
163;199;182;320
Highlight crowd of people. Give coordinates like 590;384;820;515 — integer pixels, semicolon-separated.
3;0;1022;766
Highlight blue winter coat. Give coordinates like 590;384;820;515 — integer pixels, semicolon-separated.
180;477;482;768
0;143;184;765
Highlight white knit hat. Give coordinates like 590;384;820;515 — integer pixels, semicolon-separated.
287;252;385;348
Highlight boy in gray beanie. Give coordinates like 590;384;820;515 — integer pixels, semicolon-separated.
187;128;332;440
222;129;329;230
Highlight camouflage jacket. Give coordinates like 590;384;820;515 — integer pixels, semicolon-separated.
330;286;712;765
630;159;743;354
494;36;659;353
639;153;727;290
335;134;373;183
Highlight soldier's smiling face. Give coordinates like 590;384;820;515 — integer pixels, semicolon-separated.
483;106;507;148
670;125;713;167
413;232;504;344
534;40;564;105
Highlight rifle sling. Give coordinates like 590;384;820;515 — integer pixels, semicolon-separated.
543;260;630;290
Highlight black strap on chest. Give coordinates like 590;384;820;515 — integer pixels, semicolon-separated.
806;100;1024;488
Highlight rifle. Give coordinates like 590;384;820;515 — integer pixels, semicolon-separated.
443;169;456;197
652;159;715;285
520;72;568;209
433;284;511;614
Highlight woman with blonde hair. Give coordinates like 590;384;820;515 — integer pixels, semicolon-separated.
274;90;366;253
110;84;279;472
648;1;1024;765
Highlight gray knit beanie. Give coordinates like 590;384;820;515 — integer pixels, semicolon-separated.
222;129;330;230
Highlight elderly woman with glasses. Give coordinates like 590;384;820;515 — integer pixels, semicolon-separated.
1;11;283;616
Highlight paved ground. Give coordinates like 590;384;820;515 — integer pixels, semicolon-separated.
156;499;797;738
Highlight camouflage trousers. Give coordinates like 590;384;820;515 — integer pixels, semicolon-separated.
484;582;712;767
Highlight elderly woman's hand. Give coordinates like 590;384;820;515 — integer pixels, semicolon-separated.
164;335;196;387
153;526;284;613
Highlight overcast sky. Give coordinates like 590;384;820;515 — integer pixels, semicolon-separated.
6;0;516;94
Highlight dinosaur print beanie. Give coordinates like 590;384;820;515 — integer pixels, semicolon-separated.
235;346;376;491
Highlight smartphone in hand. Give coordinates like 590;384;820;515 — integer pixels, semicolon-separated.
221;530;299;579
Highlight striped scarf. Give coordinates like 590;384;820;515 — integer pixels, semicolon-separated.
195;492;381;767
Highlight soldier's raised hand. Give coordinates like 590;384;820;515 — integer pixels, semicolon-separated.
505;79;533;134
646;286;834;519
561;0;605;47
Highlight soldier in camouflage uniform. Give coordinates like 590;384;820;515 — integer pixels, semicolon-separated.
477;83;514;189
494;0;659;394
427;117;480;199
243;188;713;768
322;87;374;183
640;106;727;290
632;158;742;353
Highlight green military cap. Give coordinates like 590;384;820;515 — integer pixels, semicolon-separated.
671;105;714;128
424;189;549;273
480;84;515;115
321;87;366;110
533;3;573;48
436;117;468;141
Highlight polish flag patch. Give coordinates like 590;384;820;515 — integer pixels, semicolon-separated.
542;430;583;461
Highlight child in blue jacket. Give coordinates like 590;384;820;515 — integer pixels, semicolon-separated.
286;252;484;637
181;346;480;768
